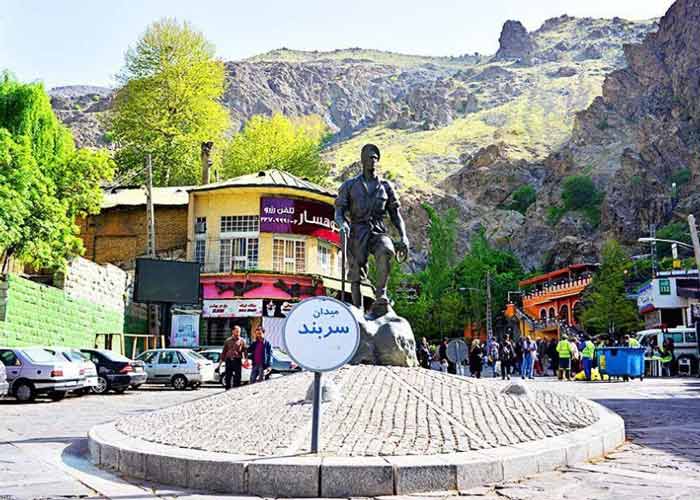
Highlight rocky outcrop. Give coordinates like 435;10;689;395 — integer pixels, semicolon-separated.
493;21;534;61
350;306;418;367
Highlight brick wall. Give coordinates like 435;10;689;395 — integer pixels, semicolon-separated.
0;274;124;348
77;205;188;269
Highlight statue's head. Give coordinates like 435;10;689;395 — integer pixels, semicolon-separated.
360;144;380;177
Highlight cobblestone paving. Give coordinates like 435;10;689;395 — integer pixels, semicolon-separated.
115;366;597;456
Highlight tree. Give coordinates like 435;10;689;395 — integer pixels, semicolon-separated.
421;203;458;298
222;114;330;184
0;75;114;270
108;18;230;186
580;240;641;337
507;185;536;215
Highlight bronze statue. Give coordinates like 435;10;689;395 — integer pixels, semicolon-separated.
335;144;409;314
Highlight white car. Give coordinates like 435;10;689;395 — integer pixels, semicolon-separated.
199;348;252;385
44;347;99;393
136;348;213;390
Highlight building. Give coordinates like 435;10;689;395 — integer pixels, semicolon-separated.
637;269;700;329
506;264;596;340
186;170;372;347
77;186;190;268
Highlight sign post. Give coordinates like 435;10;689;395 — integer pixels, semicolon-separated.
283;296;360;453
447;339;468;376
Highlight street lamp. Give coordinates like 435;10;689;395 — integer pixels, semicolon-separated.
637;237;694;250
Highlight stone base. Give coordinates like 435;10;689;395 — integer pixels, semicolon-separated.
350;304;418;367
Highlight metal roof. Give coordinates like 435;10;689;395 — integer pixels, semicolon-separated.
188;169;335;198
101;186;190;209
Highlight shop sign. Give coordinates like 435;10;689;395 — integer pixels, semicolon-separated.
659;279;671;295
202;299;263;318
260;197;340;245
283;297;360;372
263;299;296;318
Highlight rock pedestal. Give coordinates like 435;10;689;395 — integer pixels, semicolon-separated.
349;305;418;367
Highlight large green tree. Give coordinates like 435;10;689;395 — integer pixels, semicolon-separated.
222;114;330;184
108;18;230;186
581;240;641;337
0;74;114;270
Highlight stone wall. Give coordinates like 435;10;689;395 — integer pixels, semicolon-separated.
0;257;126;348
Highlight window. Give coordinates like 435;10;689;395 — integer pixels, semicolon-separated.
220;215;259;234
158;351;183;364
219;237;259;271
0;350;20;367
22;348;59;363
195;240;206;268
138;351;158;363
685;330;697;343
318;243;332;276
195;216;207;234
273;238;306;273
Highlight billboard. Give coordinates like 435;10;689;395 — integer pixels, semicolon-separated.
170;314;200;347
260;197;340;245
202;299;263;318
134;258;200;304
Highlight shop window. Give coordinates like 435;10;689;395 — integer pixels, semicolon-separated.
219;237;259;272
273;238;306;273
220;215;259;233
318;243;332;276
195;240;206;269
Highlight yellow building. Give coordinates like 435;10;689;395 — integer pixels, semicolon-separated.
186;169;370;346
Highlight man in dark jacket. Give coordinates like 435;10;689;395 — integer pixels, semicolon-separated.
248;325;272;384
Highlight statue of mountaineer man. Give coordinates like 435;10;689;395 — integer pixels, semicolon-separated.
335;144;410;312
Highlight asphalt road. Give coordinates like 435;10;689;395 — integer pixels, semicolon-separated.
1;377;699;500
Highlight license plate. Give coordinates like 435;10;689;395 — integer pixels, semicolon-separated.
134;366;143;371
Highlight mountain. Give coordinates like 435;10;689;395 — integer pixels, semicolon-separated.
50;12;675;270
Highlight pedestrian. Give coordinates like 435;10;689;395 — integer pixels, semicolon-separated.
218;325;247;389
625;334;641;348
469;339;483;379
659;338;674;377
548;338;558;376
537;339;548;376
556;335;572;381
569;336;580;375
514;337;523;376
581;335;595;381
499;336;515;380
487;338;500;377
248;325;272;384
521;336;535;379
417;337;431;369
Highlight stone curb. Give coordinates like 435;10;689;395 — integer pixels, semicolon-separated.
88;399;624;497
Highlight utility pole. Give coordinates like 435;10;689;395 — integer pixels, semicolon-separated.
486;271;494;340
145;155;159;342
687;214;700;369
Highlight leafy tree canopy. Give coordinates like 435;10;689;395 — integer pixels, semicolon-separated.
108;18;230;186
222;114;330;184
506;185;536;215
0;74;114;270
580;239;641;337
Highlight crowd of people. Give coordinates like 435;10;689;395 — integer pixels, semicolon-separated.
415;332;676;381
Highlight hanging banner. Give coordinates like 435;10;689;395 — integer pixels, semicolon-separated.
202;299;263;318
170;314;200;347
260;197;340;245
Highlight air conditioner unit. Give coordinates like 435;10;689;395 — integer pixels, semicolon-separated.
195;222;206;234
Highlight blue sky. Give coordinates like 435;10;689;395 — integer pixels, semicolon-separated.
1;0;675;89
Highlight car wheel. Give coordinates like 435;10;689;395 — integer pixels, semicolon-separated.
131;384;143;390
91;376;109;395
172;375;188;390
219;374;226;387
48;391;66;401
14;381;35;403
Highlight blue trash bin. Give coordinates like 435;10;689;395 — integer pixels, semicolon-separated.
596;347;645;380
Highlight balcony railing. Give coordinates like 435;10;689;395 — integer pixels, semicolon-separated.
523;276;592;304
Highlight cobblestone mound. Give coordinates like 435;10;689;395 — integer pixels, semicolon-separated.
115;366;596;457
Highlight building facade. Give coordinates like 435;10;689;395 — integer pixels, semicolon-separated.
637;269;700;329
506;264;596;340
187;170;371;347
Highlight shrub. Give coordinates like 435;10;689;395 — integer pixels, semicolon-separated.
562;175;602;211
508;185;536;215
670;168;691;186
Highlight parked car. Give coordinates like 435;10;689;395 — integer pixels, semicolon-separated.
136;348;214;390
199;348;251;385
636;327;699;373
0;363;8;397
268;347;301;376
80;348;147;394
0;347;85;402
44;347;99;394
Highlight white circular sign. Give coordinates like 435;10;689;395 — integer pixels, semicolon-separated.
283;297;360;372
447;339;468;363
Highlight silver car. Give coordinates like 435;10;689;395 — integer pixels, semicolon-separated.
0;363;8;397
44;347;99;393
0;347;85;402
136;348;213;390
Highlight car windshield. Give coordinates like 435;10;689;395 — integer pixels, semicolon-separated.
100;350;132;362
65;350;86;362
22;348;60;363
